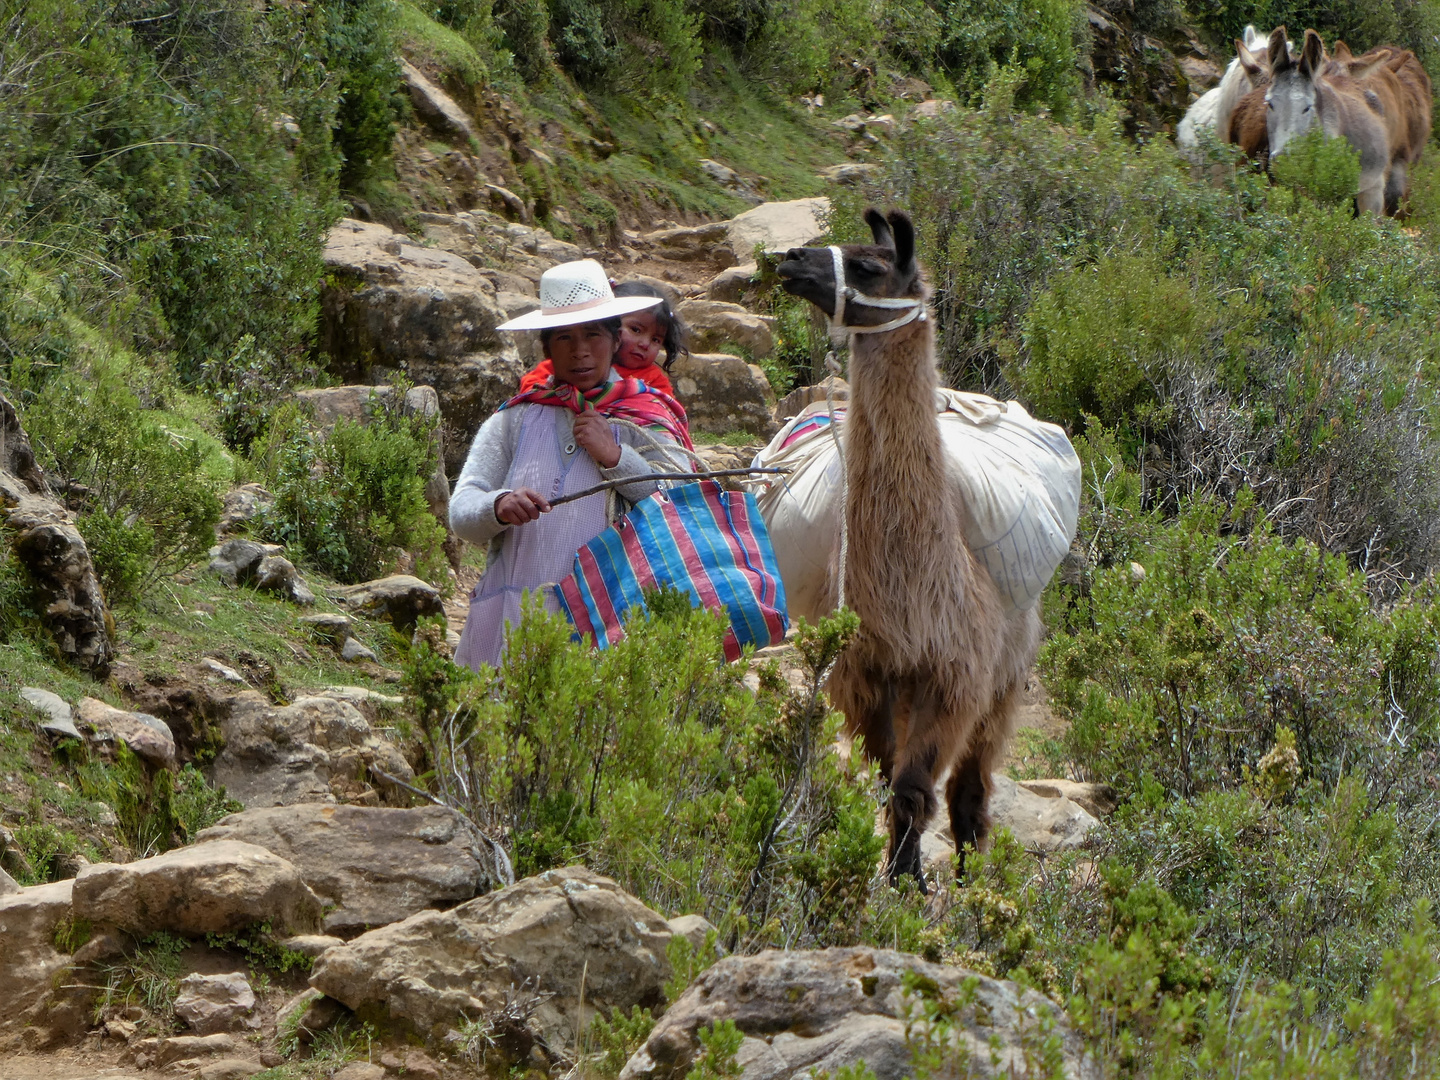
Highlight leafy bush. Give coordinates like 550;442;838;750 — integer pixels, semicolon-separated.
23;373;223;606
411;597;885;949
254;395;447;585
1272;127;1363;207
1019;250;1217;429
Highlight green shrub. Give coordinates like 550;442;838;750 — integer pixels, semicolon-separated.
254;396;447;585
1018;250;1217;430
412;596;878;949
935;0;1085;118
23;373;223;606
1272;128;1363;207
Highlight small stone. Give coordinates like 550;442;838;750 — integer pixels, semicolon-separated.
202;658;246;684
0;866;18;895
89;801;119;827
328;575;444;629
104;1017;137;1042
175;971;257;1035
341;638;378;663
209;539;283;586
255;555;315;606
1129;561;1147;583
260;1050;285;1067
666;914;722;955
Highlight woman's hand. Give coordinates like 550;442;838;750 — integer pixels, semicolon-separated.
495;487;551;525
573;410;622;468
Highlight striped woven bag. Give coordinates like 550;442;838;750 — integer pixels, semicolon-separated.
555;481;789;661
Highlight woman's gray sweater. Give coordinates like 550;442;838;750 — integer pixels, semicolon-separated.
449;404;689;547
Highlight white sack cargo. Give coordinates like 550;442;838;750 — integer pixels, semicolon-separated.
749;388;1081;621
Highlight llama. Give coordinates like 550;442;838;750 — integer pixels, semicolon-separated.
1267;28;1410;217
776;210;1042;887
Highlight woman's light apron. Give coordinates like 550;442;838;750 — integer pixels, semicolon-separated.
454;406;612;671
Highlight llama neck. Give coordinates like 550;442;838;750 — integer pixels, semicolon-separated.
845;317;945;478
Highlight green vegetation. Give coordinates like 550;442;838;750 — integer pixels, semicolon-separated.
253;397;449;586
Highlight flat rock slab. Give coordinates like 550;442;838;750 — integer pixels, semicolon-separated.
620;947;1097;1080
310;866;675;1048
20;687;80;739
211;689;414;809
196;804;500;936
73;840;322;937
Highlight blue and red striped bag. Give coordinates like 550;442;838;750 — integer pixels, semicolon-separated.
555;481;789;661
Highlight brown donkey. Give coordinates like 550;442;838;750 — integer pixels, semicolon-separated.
776;210;1041;888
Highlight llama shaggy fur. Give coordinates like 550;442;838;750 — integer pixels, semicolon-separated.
778;210;1042;885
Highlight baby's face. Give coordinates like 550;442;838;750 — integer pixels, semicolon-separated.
618;310;665;370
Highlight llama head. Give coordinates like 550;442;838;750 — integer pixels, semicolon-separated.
1266;27;1326;158
776;208;925;329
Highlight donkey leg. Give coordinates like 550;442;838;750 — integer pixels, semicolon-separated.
1386;162;1409;217
946;681;1024;878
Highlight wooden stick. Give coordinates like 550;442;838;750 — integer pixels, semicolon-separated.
547;467;791;507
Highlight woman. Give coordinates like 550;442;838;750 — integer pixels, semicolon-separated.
449;260;691;671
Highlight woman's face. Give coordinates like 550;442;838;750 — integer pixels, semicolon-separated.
618;310;665;370
547;322;616;391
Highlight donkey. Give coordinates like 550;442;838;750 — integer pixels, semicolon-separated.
1266;28;1400;217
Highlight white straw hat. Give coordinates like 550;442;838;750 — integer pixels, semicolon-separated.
496;259;662;331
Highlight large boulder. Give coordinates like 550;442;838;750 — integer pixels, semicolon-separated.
677;300;775;359
724;199;829;258
72;840;323;936
1;393;113;676
211;689;415;809
320;218;525;471
75;697;176;767
670;354;777;438
195;804;501;937
620;947;1097;1080
310;866;673;1047
636;221;734;266
0;880;77;1046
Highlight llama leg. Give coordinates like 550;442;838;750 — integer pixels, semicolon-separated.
831;654;898;779
886;680;948;891
946;682;1023;878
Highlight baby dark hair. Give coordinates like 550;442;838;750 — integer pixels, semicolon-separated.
612;281;688;372
538;317;621;358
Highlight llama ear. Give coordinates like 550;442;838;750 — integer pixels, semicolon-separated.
1268;26;1290;71
1236;39;1263;79
1300;29;1324;76
887;211;915;272
865;208;894;251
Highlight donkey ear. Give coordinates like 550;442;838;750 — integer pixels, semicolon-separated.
1268;26;1290;70
1236;39;1264;78
887;210;915;271
1242;24;1259;48
1333;40;1353;63
864;208;894;250
1300;29;1324;76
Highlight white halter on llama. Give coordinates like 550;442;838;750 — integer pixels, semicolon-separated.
826;245;927;334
